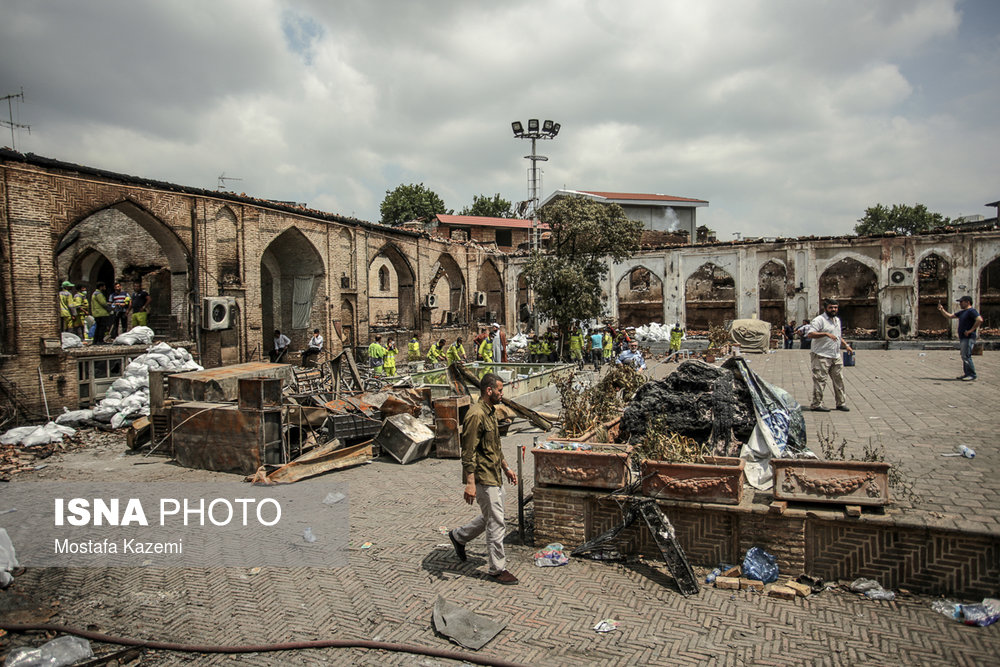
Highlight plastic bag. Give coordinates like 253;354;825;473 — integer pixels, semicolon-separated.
60;332;83;349
961;599;1000;627
742;546;779;583
849;578;883;593
533;543;569;567
0;528;18;589
931;599;961;619
55;408;94;426
5;635;93;667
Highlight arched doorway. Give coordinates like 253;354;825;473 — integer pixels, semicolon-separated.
476;260;504;325
917;254;950;335
260;227;326;353
617;266;664;328
819;258;878;334
67;248;116;291
56;202;190;339
428;252;466;328
685;263;735;330
980;255;1000;328
368;244;416;330
758;260;787;332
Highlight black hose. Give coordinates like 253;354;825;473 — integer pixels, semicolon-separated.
0;622;528;667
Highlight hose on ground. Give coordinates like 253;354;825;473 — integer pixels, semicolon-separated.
0;622;528;667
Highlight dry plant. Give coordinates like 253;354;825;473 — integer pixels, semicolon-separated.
555;364;646;438
814;425;919;502
633;415;712;464
708;324;730;349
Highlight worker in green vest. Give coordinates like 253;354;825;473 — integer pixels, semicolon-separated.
568;324;585;364
383;338;398;376
528;334;541;363
670;322;685;354
58;281;76;333
478;335;493;362
368;334;387;374
427;338;447;365
407;336;421;362
602;328;614;363
446;337;467;364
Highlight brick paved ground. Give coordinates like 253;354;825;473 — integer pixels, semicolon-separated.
3;351;1000;665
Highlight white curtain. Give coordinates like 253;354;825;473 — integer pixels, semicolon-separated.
292;275;314;329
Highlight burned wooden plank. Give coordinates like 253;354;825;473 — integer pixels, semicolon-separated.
452;362;552;431
264;440;374;484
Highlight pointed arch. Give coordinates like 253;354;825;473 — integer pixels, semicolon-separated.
368;242;416;329
917;252;950;333
758;260;787;331
617;265;664;328
685;262;735;330
215;205;240;285
819;257;878;331
260;227;326;347
429;252;466;327
55;200;191;339
979;254;1000;329
477;259;504;325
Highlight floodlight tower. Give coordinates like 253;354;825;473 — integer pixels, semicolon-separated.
511;119;560;250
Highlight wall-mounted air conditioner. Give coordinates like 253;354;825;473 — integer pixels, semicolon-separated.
472;291;487;307
424;294;439;308
887;267;913;288
202;297;235;331
884;314;910;340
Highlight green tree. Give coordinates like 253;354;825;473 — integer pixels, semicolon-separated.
460;193;515;218
379;183;449;226
854;203;951;236
522;197;643;348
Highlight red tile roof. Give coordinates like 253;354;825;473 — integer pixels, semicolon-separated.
577;190;708;204
435;214;548;230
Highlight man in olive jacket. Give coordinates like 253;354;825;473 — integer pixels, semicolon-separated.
448;372;519;584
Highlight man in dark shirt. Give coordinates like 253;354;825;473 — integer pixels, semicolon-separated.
448;372;518;585
938;296;983;381
128;281;150;329
783;320;797;349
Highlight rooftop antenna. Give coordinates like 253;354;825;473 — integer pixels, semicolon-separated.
217;172;243;191
1;88;30;150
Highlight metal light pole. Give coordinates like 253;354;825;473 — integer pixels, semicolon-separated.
511;119;560;250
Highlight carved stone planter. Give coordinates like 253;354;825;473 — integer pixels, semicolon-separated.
640;456;745;505
771;459;890;506
532;444;632;490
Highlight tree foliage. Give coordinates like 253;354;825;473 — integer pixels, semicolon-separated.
460;193;514;218
854;203;950;236
522;197;643;336
379;183;449;226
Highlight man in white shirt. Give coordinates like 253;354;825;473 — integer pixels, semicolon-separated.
806;299;853;412
270;329;291;363
302;328;323;367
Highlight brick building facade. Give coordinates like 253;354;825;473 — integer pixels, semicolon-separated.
0;150;511;415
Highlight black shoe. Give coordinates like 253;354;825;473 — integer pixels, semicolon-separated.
448;530;466;562
811;406;831;412
491;569;519;585
836;406;850;412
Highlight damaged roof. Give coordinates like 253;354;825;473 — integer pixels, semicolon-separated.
434;214;549;230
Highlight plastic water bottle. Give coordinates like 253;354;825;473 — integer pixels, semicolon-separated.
705;567;721;584
959;446;976;458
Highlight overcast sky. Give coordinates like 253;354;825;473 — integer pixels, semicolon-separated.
1;0;997;239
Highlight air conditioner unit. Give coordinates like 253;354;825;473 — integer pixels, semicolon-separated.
202;297;234;331
888;267;913;288
473;291;487;307
424;294;439;308
884;314;910;341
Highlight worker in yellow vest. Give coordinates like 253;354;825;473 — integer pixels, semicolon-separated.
446;337;466;364
383;338;398;376
478;335;493;362
407;336;421;362
602;329;614;362
427;338;447;365
368;334;387;374
72;284;90;340
58;281;76;333
568;325;585;364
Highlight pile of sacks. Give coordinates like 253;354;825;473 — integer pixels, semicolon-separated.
60;326;156;350
0;421;77;447
507;332;529;355
53;342;202;431
633;322;682;342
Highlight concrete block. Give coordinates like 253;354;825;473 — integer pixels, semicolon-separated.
786;581;812;597
767;585;797;600
740;578;764;591
715;576;740;590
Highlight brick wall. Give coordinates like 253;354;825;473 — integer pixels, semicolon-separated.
534;485;998;596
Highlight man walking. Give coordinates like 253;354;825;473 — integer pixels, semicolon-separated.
938;296;983;381
782;320;797;349
448;373;518;585
807;299;853;412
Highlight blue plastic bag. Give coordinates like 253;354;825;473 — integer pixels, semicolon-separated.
742;546;779;583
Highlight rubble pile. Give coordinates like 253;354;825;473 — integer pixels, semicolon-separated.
619;360;755;456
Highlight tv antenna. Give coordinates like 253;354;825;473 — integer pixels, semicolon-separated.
1;88;31;151
217;172;243;191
